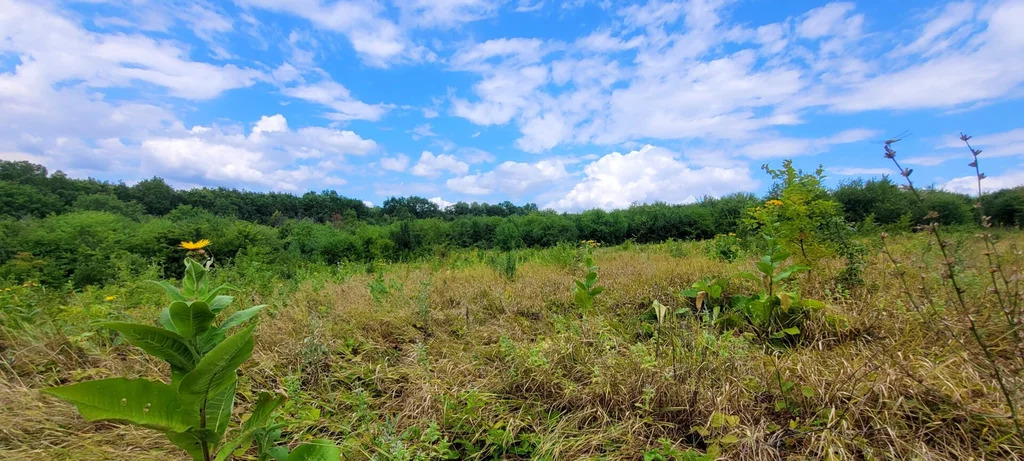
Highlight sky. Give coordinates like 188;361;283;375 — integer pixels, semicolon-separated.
1;0;1023;211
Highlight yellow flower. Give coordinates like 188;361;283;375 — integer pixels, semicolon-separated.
104;295;116;301
180;239;211;250
766;199;783;206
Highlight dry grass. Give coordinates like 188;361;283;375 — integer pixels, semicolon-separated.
2;233;1022;460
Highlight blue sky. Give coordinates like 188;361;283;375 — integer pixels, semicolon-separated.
1;0;1023;211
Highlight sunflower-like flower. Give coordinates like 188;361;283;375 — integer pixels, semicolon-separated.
766;199;783;206
104;295;116;302
180;239;211;250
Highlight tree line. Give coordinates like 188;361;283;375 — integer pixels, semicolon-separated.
1;159;1022;288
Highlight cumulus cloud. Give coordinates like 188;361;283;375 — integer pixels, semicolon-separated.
447;158;570;195
380;154;411;172
546;145;759;211
411;151;470;178
429;196;456;209
139;114;376;190
943;170;1024;194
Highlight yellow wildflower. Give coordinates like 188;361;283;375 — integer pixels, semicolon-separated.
104;295;116;301
766;199;783;206
179;239;211;250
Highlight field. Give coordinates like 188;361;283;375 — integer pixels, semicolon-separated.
3;231;1023;460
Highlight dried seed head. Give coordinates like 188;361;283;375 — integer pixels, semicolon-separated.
902;167;913;177
960;133;972;141
972;148;982;156
880;232;889;239
978;172;986;180
924;211;940;220
968;161;977;167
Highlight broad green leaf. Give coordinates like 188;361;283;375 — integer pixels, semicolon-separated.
214;392;287;461
167;430;205;461
42;378;196;432
734;271;760;283
204;285;237;305
708;284;722;299
288;440;340;461
770;250;791;263
206;375;237;441
781;326;801;336
197;329;227;355
588;286;604;296
100;322;194;370
773;265;810;283
584;271;597;285
151;280;186;302
719;434;739;444
207;295;234;314
159;308;177;333
170;300;215;338
574;280;588;292
218;305;264;333
801;386;815;398
183;259;207;298
178;326;254;410
755;260;774;277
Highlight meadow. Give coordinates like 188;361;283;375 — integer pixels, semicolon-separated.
2;145;1024;459
1;228;1022;459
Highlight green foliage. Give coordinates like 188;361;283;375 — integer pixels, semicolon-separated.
572;252;603;311
706;233;742;262
488;251;519;281
733;236;822;343
643;439;713;461
745;160;844;264
43;258;337;461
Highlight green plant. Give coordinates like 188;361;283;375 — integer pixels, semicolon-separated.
42;258;338;461
680;277;742;329
488;251;518;281
744;160;845;265
643;439;712;461
706;233;742;262
733;236;822;342
572;252;603;311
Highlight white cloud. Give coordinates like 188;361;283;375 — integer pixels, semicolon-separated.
828;1;1024;111
447;158;569;195
137;114;376;191
238;0;416;66
0;0;262;100
399;0;503;28
410;123;437;139
937;128;1024;158
738;129;877;159
546;145;759;211
429;196;455;209
796;2;861;39
411;151;470;178
943;170;1024;194
890;1;975;57
280;79;389;121
380;154;411;172
252;114;289;134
